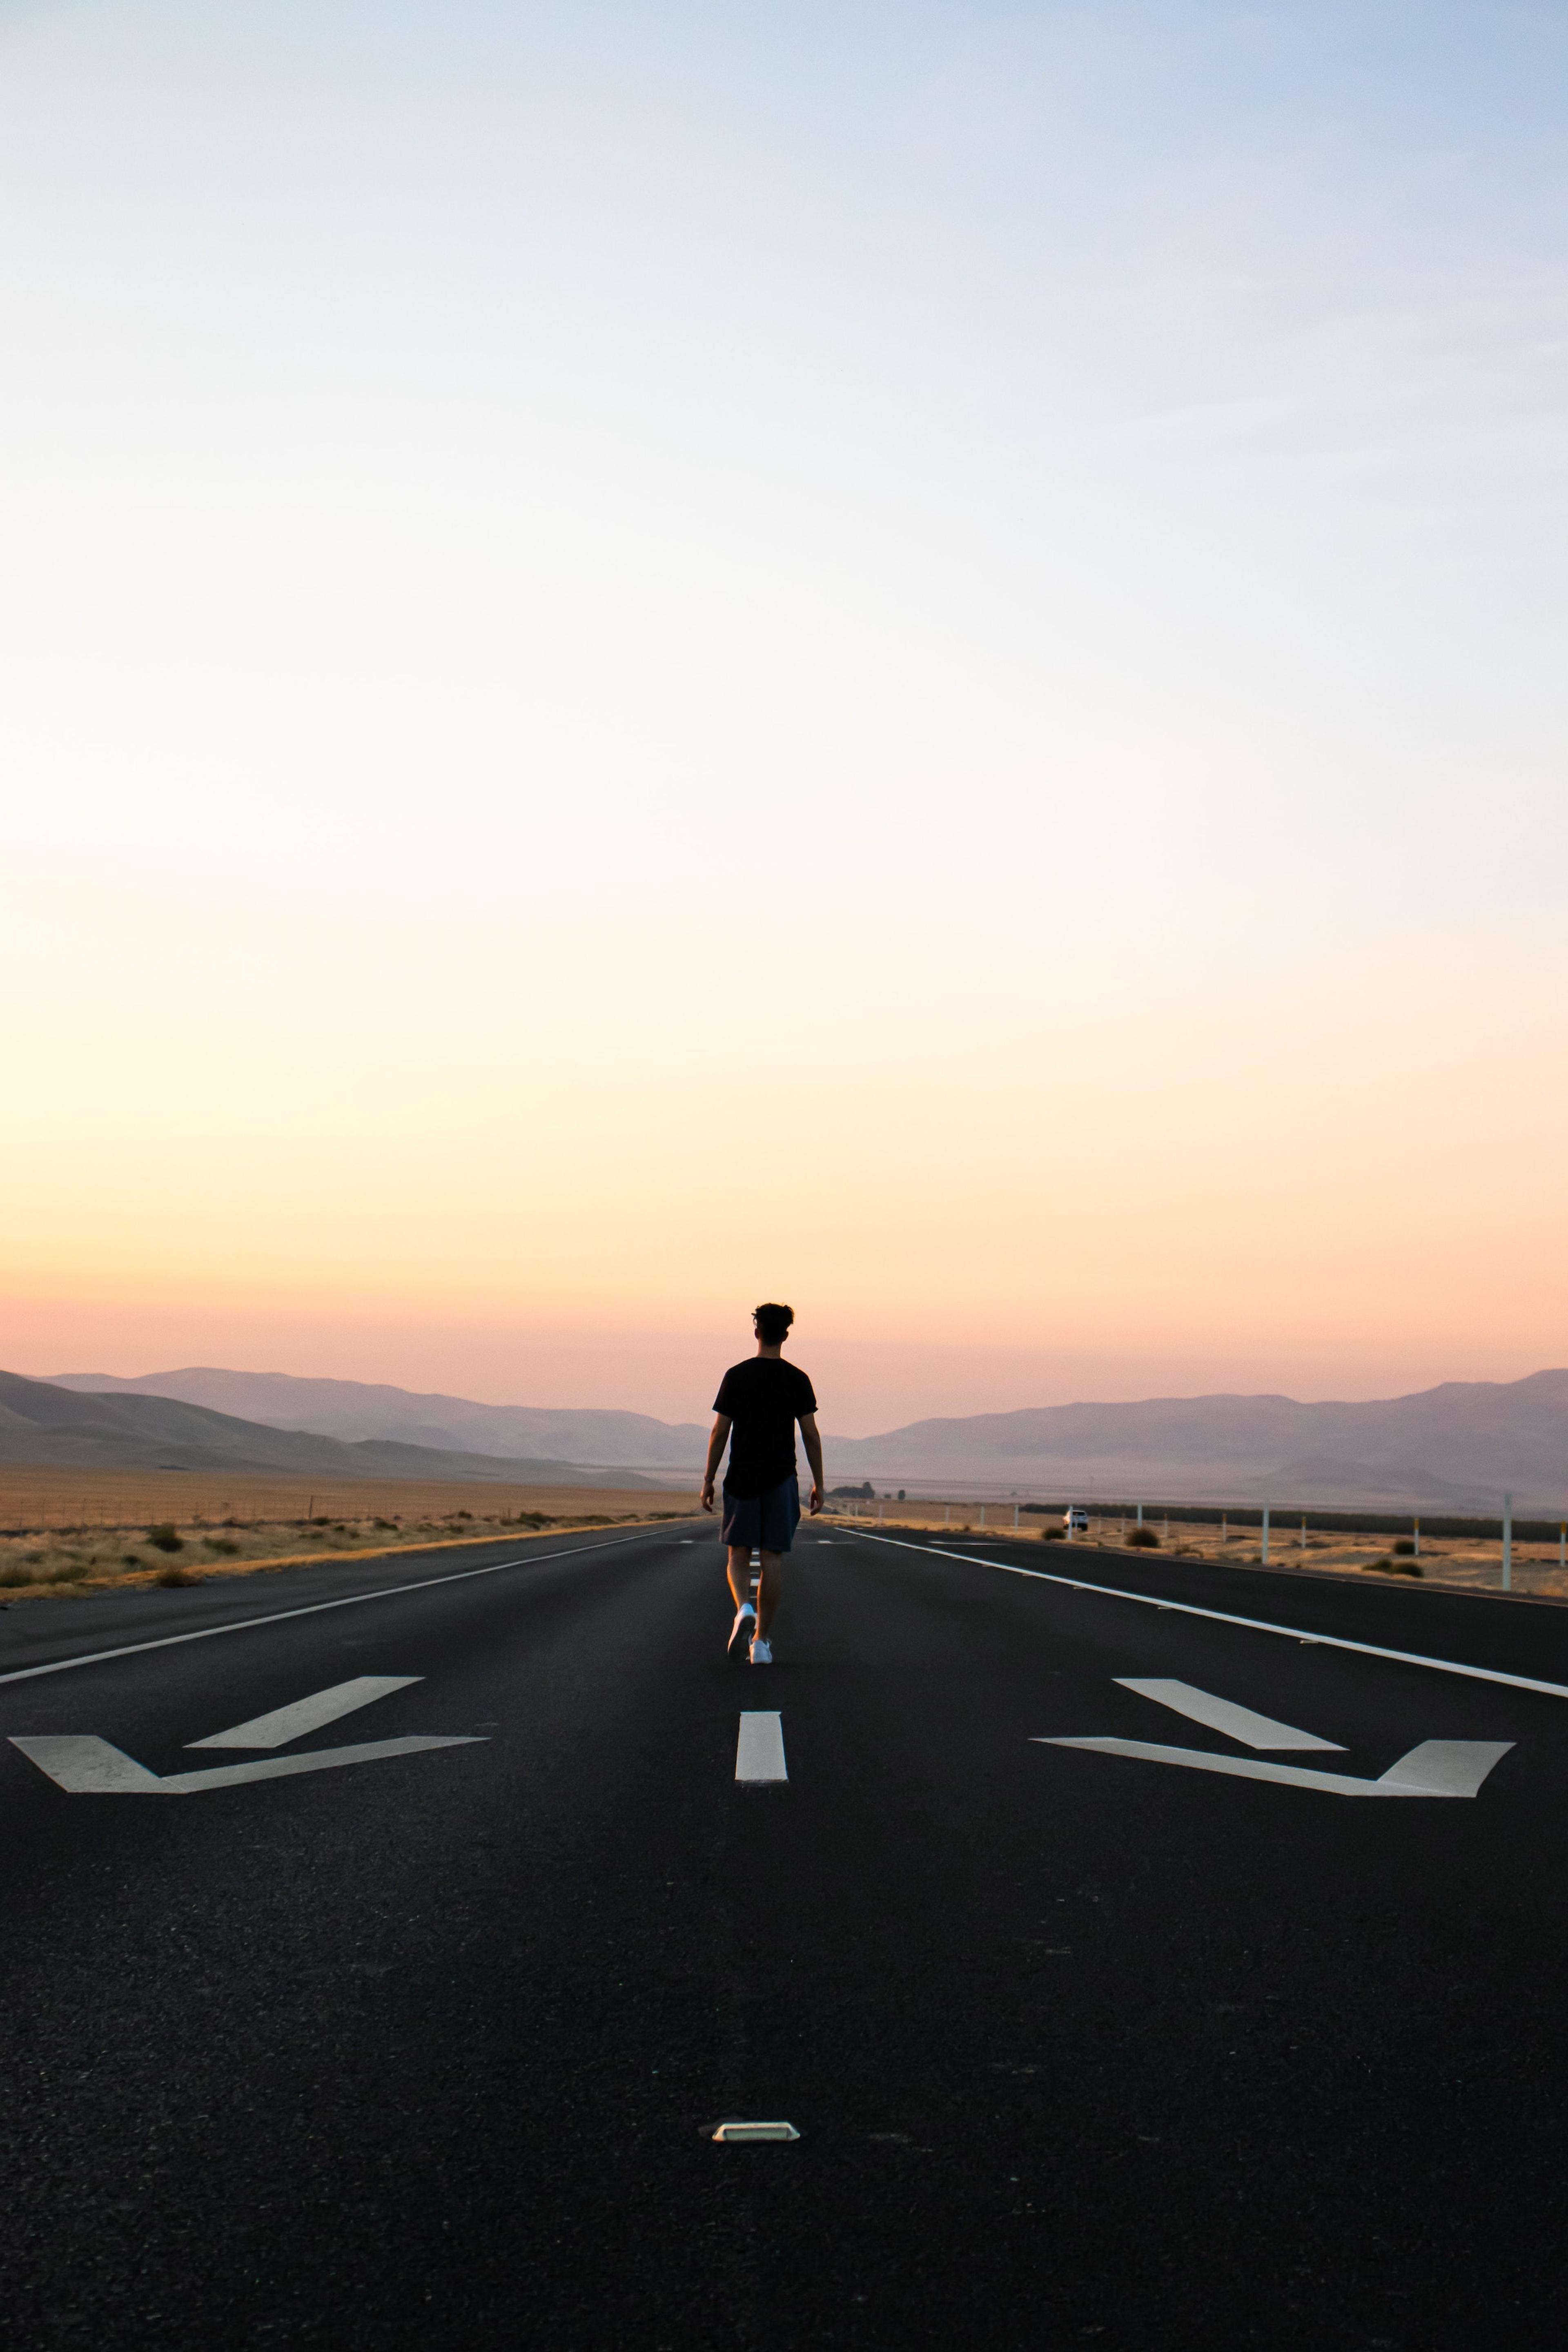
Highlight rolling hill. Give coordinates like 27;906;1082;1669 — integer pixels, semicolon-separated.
822;1372;1568;1511
50;1367;706;1469
46;1363;1568;1511
0;1370;655;1485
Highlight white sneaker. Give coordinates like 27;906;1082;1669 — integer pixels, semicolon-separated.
749;1635;773;1665
727;1604;755;1660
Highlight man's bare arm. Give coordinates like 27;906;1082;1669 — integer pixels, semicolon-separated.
799;1412;825;1515
700;1415;730;1514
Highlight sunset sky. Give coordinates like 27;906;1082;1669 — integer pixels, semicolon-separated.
4;2;1566;1433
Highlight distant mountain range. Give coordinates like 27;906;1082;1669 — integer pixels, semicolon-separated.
0;1370;656;1486
820;1372;1568;1512
39;1363;1568;1511
50;1367;706;1469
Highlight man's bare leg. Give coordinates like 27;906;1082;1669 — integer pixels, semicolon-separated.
726;1546;782;1639
754;1550;782;1637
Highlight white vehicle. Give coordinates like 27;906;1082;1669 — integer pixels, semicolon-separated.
1063;1506;1090;1536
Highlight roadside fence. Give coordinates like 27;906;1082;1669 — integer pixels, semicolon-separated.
827;1491;1568;1600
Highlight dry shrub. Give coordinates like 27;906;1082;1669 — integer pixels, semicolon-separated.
1126;1526;1160;1548
155;1564;201;1588
146;1524;184;1554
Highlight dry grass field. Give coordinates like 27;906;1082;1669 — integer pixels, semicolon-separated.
7;1465;1557;1608
830;1501;1568;1602
0;1466;703;1602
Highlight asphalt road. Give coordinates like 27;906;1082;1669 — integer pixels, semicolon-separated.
2;1518;1566;2351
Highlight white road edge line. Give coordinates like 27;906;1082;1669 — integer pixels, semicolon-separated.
844;1529;1568;1702
735;1711;788;1783
1115;1677;1343;1751
186;1675;422;1749
0;1528;679;1690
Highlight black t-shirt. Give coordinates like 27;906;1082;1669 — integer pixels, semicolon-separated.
713;1357;818;1499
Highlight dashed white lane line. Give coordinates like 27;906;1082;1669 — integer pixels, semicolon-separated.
1116;1678;1343;1752
0;1527;678;1691
845;1529;1568;1704
187;1675;421;1750
735;1711;788;1784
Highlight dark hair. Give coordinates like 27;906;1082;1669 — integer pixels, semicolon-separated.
753;1302;794;1346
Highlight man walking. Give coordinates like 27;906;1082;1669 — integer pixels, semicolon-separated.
701;1303;824;1665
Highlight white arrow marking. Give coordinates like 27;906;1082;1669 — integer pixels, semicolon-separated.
735;1712;787;1784
11;1732;483;1795
10;1737;169;1793
1037;1735;1512;1797
1114;1678;1344;1752
187;1675;421;1749
1375;1740;1514;1795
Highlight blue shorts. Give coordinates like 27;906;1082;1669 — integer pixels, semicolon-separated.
720;1477;801;1555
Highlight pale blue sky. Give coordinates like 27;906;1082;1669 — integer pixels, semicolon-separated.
4;3;1566;1418
6;2;1564;901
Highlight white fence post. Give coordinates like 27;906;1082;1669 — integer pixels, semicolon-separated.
1413;1515;1420;1558
1012;1502;1019;1529
979;1503;986;1529
1502;1493;1513;1591
1136;1502;1143;1526
1261;1505;1270;1565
